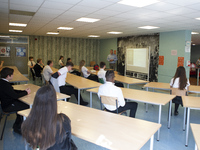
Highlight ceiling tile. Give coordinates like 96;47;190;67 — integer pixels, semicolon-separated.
41;1;73;10
10;0;44;7
10;4;40;12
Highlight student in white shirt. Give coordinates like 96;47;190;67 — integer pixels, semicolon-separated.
67;58;81;76
97;62;107;83
27;56;36;81
170;66;190;116
43;60;54;83
58;62;88;106
59;56;64;68
79;60;98;82
98;70;138;118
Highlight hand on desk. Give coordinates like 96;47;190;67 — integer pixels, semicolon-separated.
26;88;31;94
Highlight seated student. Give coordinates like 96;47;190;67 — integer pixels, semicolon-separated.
27;56;36;81
170;66;190;116
33;58;44;78
79;60;99;82
43;60;54;84
58;62;88;106
0;60;4;69
0;67;30;134
59;56;64;68
22;85;77;150
67;58;81;76
98;70;138;118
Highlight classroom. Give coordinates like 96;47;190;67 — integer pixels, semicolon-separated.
0;0;200;150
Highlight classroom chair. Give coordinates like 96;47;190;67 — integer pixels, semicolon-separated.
90;61;96;67
100;95;127;116
0;102;16;140
98;78;105;84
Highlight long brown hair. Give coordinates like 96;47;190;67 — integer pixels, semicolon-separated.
79;60;85;72
21;85;64;150
172;66;187;90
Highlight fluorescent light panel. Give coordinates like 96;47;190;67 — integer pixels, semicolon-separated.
192;44;196;46
9;30;22;32
118;0;159;7
76;17;100;23
0;35;10;38
57;27;73;30
192;32;199;34
9;23;27;27
138;26;159;29
88;35;100;37
107;31;123;34
195;18;200;20
47;32;59;35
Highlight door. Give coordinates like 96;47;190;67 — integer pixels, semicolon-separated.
0;44;28;74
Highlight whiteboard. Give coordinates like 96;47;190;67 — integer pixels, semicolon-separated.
126;48;149;74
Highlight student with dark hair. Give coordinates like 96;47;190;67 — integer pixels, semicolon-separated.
27;56;36;81
98;70;138;118
43;60;54;83
58;62;88;106
33;58;44;78
0;67;30;134
22;85;77;150
170;66;190;115
59;56;64;68
67;58;81;76
67;58;71;63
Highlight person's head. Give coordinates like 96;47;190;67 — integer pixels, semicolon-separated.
100;62;106;69
114;50;116;55
37;58;42;64
60;56;64;60
173;66;187;90
47;60;53;67
67;58;71;63
79;60;85;70
29;56;33;61
106;70;115;83
0;67;14;80
110;49;113;54
66;62;74;71
21;85;59;149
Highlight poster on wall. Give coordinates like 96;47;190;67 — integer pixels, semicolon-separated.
16;47;26;57
177;57;184;67
159;56;164;65
0;47;10;57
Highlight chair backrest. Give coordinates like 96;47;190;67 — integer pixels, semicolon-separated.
90;61;96;67
171;88;187;96
50;77;60;93
98;78;105;84
100;95;119;113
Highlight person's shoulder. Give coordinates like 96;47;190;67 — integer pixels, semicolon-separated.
58;113;71;123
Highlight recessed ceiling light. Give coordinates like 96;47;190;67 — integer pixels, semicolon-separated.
192;44;196;46
0;35;10;38
118;0;159;7
191;32;199;34
9;23;27;27
195;18;200;20
9;30;22;32
107;31;123;34
57;27;73;30
46;32;59;35
76;17;100;23
88;35;100;37
138;26;159;29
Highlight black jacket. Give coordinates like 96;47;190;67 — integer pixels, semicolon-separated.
34;63;44;77
0;79;27;110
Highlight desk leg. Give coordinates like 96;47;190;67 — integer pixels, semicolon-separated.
185;107;190;146
157;105;162;141
64;98;67;102
150;134;154;150
197;69;199;86
183;107;186;131
146;87;149;112
168;100;172;129
127;84;129;88
78;89;80;105
90;92;92;108
195;143;197;150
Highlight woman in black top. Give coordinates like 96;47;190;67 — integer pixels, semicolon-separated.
21;85;77;150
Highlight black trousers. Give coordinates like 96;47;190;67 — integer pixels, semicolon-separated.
114;82;124;87
30;69;35;80
87;74;99;82
172;96;182;112
59;85;84;103
106;102;138;118
3;100;29;129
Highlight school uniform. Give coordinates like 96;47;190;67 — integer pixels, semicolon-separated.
59;59;64;68
33;63;44;77
43;65;53;82
0;78;29;132
81;66;99;82
58;67;88;106
27;60;36;80
97;81;138;118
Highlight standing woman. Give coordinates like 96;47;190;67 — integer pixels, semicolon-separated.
21;85;77;150
59;56;64;68
170;66;190;116
79;60;99;82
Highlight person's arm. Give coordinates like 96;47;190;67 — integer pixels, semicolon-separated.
28;61;35;69
114;55;117;61
117;88;125;107
107;55;110;61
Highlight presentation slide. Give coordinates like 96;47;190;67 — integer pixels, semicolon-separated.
126;48;149;74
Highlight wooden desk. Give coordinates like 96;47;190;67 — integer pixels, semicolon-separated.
18;101;161;150
13;84;70;107
182;96;200;146
87;87;175;141
3;66;29;83
190;123;200;150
